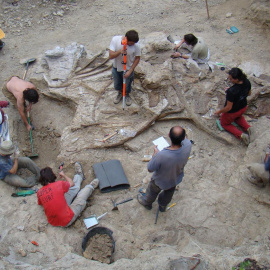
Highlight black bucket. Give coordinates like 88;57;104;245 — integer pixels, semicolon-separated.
82;226;115;264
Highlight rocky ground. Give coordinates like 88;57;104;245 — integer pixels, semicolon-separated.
0;0;270;269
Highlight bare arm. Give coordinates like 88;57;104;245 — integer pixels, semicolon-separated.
9;157;18;174
215;101;233;115
109;49;123;59
17;101;32;131
124;56;140;78
59;171;75;187
174;38;185;50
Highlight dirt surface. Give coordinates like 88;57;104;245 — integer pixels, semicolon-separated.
83;233;113;264
1;0;270;269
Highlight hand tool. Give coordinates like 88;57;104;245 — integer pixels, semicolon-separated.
167;203;176;211
21;58;38;158
83;212;107;229
58;162;64;172
121;37;127;110
154;208;159;224
26;111;38;158
102;130;119;142
112;198;133;211
21;58;36;80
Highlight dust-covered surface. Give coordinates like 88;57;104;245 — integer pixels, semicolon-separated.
1;0;270;269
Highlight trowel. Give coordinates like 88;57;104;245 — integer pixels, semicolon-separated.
83;212;107;229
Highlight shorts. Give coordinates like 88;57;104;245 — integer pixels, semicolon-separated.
2;76;20;106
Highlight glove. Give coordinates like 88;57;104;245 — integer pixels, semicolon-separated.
266;146;270;154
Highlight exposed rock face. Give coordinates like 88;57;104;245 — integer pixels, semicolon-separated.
248;0;270;27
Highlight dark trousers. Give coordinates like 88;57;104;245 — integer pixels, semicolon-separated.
142;180;176;207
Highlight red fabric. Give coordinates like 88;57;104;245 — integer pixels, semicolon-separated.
0;101;9;108
0;101;8;125
37;181;74;226
220;106;250;139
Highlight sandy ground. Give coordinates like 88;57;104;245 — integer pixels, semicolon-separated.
1;0;270;269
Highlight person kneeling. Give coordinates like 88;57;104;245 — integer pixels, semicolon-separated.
37;163;99;227
0;140;40;187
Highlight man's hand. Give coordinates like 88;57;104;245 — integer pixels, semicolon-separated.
59;171;65;179
172;52;181;58
153;145;159;157
26;123;32;132
214;111;220;116
124;70;132;79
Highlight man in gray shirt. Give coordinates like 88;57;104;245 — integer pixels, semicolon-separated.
137;126;191;212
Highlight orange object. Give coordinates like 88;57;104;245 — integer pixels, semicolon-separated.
31;241;39;246
121;37;127;110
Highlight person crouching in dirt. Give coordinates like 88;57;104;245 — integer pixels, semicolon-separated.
172;33;210;63
37;164;99;227
0;140;40;187
2;76;39;131
137;126;191;212
246;149;270;188
215;68;252;146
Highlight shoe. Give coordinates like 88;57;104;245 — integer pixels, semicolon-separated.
241;133;249;146
159;205;167;212
114;92;122;104
74;162;85;180
247;126;255;142
125;95;132;106
137;194;152;210
90;178;99;189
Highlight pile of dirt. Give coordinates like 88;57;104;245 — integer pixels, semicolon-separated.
83;233;114;264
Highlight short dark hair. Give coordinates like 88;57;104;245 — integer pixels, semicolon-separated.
228;67;247;81
184;34;198;46
169;126;186;146
23;88;39;104
39;167;56;186
125;30;139;43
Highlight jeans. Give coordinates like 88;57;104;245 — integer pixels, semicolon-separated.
3;157;40;187
112;67;134;94
65;174;94;227
220;106;250;139
141;180;176;207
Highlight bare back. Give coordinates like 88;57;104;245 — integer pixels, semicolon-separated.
6;76;36;106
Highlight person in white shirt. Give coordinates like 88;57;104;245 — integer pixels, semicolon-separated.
109;30;141;106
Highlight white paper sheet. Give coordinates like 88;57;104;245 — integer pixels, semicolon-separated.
152;136;170;151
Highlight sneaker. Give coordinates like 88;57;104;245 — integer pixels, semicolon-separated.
74;162;85;180
137;194;152;210
89;178;99;189
241;133;249;146
159;205;167;212
114;92;122;104
125;95;132;106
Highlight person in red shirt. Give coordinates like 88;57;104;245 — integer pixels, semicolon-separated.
37;162;99;227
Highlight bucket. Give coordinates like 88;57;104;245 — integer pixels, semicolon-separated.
82;226;115;264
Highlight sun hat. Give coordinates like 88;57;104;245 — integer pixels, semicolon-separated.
0;140;15;155
0;28;5;40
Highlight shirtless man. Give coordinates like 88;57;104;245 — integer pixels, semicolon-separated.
2;76;39;131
